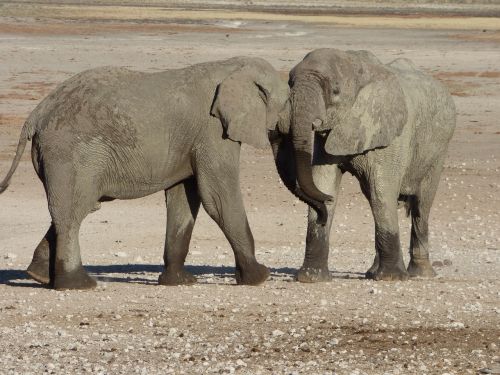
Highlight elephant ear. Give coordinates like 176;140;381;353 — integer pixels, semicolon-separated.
324;73;408;156
211;66;269;149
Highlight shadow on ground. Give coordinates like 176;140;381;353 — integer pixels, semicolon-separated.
0;264;365;287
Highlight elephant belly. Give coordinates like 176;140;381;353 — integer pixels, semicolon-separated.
102;158;193;200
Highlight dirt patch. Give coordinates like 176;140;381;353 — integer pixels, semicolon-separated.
2;3;500;31
0;81;56;102
432;78;481;97
0;114;25;127
431;71;500;97
11;81;56;100
452;30;500;43
11;81;57;97
0;92;42;101
434;71;500;79
0;20;249;35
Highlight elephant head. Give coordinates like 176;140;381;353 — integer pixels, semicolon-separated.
211;58;289;149
210;58;331;223
287;48;408;211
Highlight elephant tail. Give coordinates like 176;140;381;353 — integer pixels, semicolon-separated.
0;119;36;194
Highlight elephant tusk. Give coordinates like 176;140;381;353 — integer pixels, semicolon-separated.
312;118;323;130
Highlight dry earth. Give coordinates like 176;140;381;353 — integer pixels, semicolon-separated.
0;2;499;374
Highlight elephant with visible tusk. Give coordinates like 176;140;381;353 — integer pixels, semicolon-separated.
0;57;290;290
273;48;456;282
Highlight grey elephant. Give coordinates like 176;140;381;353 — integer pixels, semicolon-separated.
0;57;289;290
273;48;456;282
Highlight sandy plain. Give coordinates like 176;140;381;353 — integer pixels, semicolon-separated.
0;2;499;374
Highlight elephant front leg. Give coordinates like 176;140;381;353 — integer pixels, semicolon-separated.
368;186;409;281
158;178;201;286
196;165;269;285
26;224;56;284
297;163;342;283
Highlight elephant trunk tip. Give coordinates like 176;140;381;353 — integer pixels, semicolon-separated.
294;150;333;203
315;202;329;225
294;187;330;226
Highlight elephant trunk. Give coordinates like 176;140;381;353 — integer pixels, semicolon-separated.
270;130;328;225
270;131;298;195
290;81;332;204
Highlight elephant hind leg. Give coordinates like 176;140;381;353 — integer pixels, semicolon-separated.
158;178;201;286
26;224;56;284
44;166;100;290
407;163;444;278
27;202;102;285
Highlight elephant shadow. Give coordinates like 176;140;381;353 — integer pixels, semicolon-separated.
0;265;365;287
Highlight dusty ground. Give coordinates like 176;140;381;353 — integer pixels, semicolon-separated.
0;2;499;374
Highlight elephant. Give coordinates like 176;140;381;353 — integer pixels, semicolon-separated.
0;56;290;290
273;48;456;282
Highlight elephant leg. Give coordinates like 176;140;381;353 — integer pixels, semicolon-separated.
158;178;201;286
196;168;269;286
297;164;342;283
367;182;409;281
407;164;443;278
365;252;380;279
45;169;98;290
356;179;380;278
26;223;56;284
26;199;102;284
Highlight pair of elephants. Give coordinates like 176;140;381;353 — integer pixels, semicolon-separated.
0;48;455;290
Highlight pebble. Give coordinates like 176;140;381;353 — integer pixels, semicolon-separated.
299;342;310;352
329;338;340;346
443;259;453;266
235;359;246;367
448;322;465;329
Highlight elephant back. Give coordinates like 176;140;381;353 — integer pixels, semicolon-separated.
387;59;455;137
28;67;142;136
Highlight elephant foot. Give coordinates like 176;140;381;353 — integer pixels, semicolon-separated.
235;262;269;286
367;263;409;281
52;266;97;290
26;259;50;285
296;266;332;283
365;261;379;279
407;259;437;278
158;268;197;286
